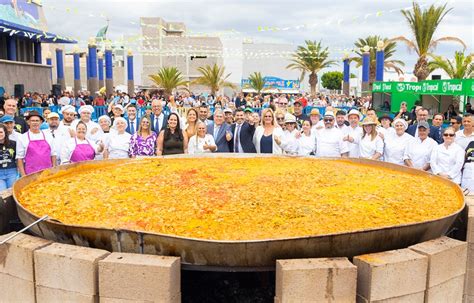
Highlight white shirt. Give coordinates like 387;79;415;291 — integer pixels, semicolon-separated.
280;129;299;155
384;132;414;165
104;132;131;159
345;125;363;158
253;126;283;154
315;127;349;157
8;130;20;142
311;120;324;132
354;134;384;159
58;97;71;106
297;132;317;156
16;130;56;159
45;128;64;164
403;137;438;169
188;134;216;154
60;138;100;164
430;143;465;184
455;130;474;150
234;123;245;153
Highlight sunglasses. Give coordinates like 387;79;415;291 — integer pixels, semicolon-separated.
443;133;455;137
276;117;284;121
450;122;459;125
324;118;334;122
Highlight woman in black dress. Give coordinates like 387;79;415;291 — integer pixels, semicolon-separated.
156;113;188;155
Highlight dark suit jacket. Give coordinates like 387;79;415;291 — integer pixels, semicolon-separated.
150;114;168;134
230;122;256;153
406;124;442;143
207;122;232;152
125;117;139;135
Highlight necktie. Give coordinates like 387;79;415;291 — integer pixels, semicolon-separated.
155;117;159;133
130;121;135;135
234;124;241;153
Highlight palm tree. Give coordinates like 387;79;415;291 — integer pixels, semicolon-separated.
287;40;337;96
247;72;266;94
192;63;236;95
392;2;466;81
350;36;405;86
428;51;474;79
148;67;188;96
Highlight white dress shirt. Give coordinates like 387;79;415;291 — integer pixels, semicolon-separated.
315;127;349;157
403;137;438;169
430;143;465;184
455;130;474;150
384;132;414;165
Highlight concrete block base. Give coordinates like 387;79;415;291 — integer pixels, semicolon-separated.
0;273;36;302
36;285;97;303
425;274;464;303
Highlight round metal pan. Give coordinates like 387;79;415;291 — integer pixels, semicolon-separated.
12;154;465;271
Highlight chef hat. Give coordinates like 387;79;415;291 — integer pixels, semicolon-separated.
113;117;128;128
78;105;94;114
60;105;76;114
393;118;408;130
98;115;111;126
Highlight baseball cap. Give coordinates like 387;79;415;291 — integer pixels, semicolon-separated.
47;112;60;119
417;121;430;129
324;111;335;118
310;108;320;116
0;115;15;123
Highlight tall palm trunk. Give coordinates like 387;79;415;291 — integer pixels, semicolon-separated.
309;73;318;96
414;56;430;81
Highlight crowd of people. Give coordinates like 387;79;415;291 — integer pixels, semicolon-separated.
0;90;472;194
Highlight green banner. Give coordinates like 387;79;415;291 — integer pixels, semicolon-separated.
373;79;471;96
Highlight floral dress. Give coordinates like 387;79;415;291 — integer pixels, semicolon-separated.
129;132;157;157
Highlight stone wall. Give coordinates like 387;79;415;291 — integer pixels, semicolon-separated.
0;59;52;96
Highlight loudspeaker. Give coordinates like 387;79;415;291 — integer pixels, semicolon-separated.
14;84;24;99
52;84;62;97
431;75;441;80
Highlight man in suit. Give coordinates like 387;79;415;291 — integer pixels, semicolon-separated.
207;110;232;153
150;99;167;134
125;104;139;135
198;104;213;125
406;107;442;143
230;108;256;153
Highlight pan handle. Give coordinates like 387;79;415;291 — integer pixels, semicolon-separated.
0;215;49;245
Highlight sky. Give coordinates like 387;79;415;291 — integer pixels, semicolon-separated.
41;0;473;79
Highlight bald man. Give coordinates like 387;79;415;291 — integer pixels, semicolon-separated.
3;99;28;133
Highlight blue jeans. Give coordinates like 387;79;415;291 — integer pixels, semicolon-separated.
0;168;18;191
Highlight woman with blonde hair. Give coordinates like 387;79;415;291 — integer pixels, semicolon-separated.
253;108;283;154
344;117;383;160
188;121;217;154
129;115;157;157
184;108;198;138
430;126;465;184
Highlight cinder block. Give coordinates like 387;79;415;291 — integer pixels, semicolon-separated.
36;285;97;303
0;272;36;302
468;244;474;271
275;257;357;302
465;294;474;303
425;274;464;303
466;270;474;296
468;206;474;243
34;243;109;296
0;232;51;281
98;252;180;302
409;236;467;287
353;249;428;301
356;291;424;303
466;196;474;207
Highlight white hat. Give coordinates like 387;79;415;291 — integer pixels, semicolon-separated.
60;105;76;114
284;113;297;124
98;115;111;125
78;105;94;114
393;118;408;130
47;112;60;119
347;109;362;120
223;108;233;114
113;104;125;112
324;111;336;118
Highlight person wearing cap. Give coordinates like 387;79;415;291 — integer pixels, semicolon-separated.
430;127;465;184
315;111;349;158
71;105;102;142
252;108;283;154
103;117;132;159
406;108;442;143
16;111;56;176
58;105;77;129
344;117;383;160
297;119;317;156
383;118;414;166
293;100;309;129
3;99;27;133
0;124;17;190
44;112;63;164
0;115;20;142
378;114;395;138
344;109;363;158
309;108;324;131
223;108;234;125
109;104;125;127
60;121;105;164
279;113;299;155
455;114;474;150
231;108;256;153
403;121;438;171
